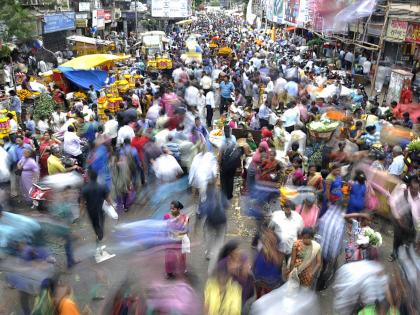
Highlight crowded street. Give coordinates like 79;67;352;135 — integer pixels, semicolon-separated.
0;1;419;315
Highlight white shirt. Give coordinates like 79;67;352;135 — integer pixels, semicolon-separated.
205;91;215;108
52;111;67;131
37;120;49;133
270;210;304;254
189;152;218;191
273;77;287;94
285;81;298;97
117;125;135;146
185;86;199;107
200;75;212;90
363;60;372;75
388;155;405;176
9;118;18;134
63;131;82;156
282;107;300;128
344;52;354;63
104;119;118;139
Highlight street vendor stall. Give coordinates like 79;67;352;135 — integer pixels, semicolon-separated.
67;35;115;56
56;54;130;91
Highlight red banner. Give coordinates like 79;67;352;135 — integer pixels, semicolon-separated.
405;22;420;44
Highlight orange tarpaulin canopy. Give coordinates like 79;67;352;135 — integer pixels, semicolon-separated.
285;26;297;32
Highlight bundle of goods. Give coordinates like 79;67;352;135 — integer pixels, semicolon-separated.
73;91;87;100
308;119;340;141
0;110;16;138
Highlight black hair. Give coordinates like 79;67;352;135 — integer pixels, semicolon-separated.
218;240;240;261
320;169;329;179
300;227;315;238
88;169;98;181
123;137;131;145
68;125;75;132
171;200;184;210
291;142;299;151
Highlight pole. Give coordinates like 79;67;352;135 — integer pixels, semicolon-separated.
370;1;389;96
135;0;138;39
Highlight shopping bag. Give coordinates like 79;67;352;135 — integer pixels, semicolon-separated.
181;234;191;254
365;182;379;211
103;201;118;220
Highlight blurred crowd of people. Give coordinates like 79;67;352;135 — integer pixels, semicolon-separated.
0;9;419;315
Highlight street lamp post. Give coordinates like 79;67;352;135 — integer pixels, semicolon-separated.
135;0;138;39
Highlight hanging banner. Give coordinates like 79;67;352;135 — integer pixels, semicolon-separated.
405;22;420;44
284;0;300;25
296;0;309;27
273;0;285;24
386;19;408;41
266;0;275;22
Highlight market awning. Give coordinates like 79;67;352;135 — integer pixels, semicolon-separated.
58;54;130;70
176;19;193;25
66;35;114;46
285;26;297;32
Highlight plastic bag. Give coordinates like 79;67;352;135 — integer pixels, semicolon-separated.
181;234;191;254
103;201;118;220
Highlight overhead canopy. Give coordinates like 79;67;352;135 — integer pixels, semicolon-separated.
61;69;108;91
176;19;193;25
67;35;113;46
58;54;130;70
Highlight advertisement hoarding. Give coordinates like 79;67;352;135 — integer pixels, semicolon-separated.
405;22;420;44
151;0;191;18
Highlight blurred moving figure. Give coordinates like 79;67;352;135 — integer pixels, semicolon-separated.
164;200;189;279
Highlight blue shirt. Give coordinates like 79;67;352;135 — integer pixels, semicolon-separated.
10;96;21;114
24;120;36;133
220;81;234;99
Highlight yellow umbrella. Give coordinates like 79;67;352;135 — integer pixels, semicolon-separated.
59;54;130;70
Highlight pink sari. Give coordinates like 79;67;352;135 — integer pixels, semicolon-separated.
164;213;189;275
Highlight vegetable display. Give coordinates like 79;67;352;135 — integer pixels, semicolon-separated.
407;138;420;152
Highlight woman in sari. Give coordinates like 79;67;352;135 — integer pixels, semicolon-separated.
39;130;61;178
306;164;323;192
288;227;322;288
295;194;320;228
252;228;284;298
258;150;282;183
325;163;343;204
17;148;39;204
164;200;189;279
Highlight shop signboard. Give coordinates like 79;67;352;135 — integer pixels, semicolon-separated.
386;19;408;41
104;10;112;23
405;22;420;44
151;0;191;18
79;2;91;11
92;9;105;29
43;12;75;34
76;19;88;28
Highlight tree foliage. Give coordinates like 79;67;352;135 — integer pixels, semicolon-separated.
0;0;34;42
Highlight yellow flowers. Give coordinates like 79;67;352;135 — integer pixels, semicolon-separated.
74;91;87;100
17;89;32;101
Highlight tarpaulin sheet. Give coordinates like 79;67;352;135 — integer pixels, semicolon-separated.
58;54;129;70
61;69;107;91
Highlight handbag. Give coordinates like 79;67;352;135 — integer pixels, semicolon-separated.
15;169;23;176
103;201;118;220
365;182;379;211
